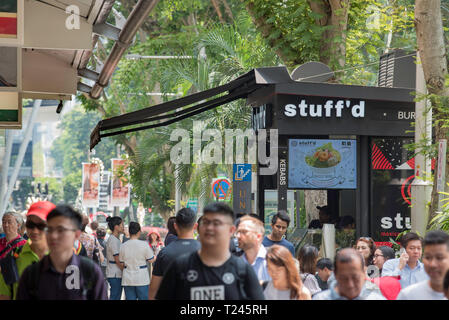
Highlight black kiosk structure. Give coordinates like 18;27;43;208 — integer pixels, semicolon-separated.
90;53;418;247
250;65;417;245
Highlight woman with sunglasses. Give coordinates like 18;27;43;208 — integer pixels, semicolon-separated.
0;201;55;300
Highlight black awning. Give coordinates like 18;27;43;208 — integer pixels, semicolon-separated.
90;66;293;150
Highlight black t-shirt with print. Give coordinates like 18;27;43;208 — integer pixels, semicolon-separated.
156;251;265;300
152;238;201;276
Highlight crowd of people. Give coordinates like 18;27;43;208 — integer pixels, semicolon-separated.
1;201;449;300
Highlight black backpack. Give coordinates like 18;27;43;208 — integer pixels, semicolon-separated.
25;256;96;300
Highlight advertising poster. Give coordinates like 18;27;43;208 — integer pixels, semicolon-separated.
82;163;100;208
111;159;130;208
288;139;357;189
370;138;415;245
0;1;17;39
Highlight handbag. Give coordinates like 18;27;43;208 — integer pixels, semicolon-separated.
0;237;25;285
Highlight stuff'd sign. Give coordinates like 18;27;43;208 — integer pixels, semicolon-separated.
276;95;415;137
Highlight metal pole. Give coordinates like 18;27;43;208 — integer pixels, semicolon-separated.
0;130;14;215
1;100;42;214
175;164;181;212
411;53;432;235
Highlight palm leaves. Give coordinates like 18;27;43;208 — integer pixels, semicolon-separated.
127;20;278;217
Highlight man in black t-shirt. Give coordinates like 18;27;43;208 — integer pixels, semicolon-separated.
148;208;200;300
156;202;264;300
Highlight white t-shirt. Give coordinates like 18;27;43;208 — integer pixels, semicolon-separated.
119;239;154;286
396;280;447;300
106;234;122;278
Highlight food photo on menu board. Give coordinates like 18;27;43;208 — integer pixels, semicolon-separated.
288;139;357;189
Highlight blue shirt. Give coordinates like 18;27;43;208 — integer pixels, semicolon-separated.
262;236;295;256
241;245;271;282
381;258;429;289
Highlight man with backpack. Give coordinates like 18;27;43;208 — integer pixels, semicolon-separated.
16;205;107;300
148;207;200;300
156;202;265;300
0;202;55;300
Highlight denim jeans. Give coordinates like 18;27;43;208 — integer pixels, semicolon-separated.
107;278;123;300
124;285;149;300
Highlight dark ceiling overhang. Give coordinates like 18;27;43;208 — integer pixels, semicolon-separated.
90;66;415;150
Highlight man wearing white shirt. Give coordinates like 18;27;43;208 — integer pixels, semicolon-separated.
397;230;449;300
236;215;271;282
119;222;154;300
381;232;428;288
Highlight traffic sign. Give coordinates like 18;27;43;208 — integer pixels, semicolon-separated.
233;164;251;182
212;178;231;200
187;198;198;213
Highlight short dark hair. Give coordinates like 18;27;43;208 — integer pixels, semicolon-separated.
378;246;395;260
90;221;98;231
203;202;234;222
400;232;423;249
316;258;334;271
129;221;141;235
47;205;83;230
167;216;177;235
175;208;197;229
106;216;122;232
96;227;106;238
423;230;449;249
444;270;449;292
272;210;290;226
334;248;364;274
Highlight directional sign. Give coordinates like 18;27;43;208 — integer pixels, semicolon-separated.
233;164;251;182
187;198;198;213
212;178;231;200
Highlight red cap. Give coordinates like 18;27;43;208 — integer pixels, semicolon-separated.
27;201;56;221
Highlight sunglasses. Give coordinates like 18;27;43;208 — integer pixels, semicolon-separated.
25;220;47;231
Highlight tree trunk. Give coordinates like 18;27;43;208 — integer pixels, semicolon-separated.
211;0;225;23
415;0;449;224
308;0;350;70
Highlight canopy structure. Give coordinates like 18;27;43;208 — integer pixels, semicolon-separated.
89;66;293;150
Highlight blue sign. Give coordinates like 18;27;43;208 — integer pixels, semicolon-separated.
233;164;251;182
212;178;231;199
288;139;357;189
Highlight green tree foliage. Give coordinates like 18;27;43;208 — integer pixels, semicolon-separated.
51;106;116;204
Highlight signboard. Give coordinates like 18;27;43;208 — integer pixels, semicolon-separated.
0;0;17;39
111;159;130;208
277;94;415;137
233;164;251;182
211;178;231;200
437;139;447;193
233;164;251;214
0;91;21;128
82;163;100;208
370;138;414;243
288;139;357;189
187;199;198;213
